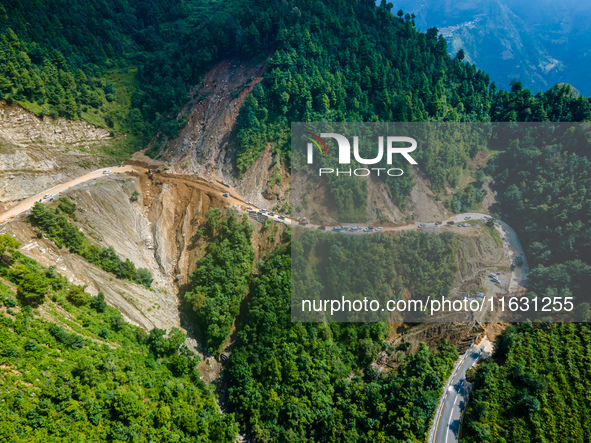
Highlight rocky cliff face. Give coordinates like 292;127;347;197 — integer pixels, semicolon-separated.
158;58;266;179
0;100;113;210
0;100;110;147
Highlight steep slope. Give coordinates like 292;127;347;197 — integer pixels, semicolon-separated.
3;177;175;331
1;161;288;346
149;56;293;210
0;243;235;442
155;58;267;179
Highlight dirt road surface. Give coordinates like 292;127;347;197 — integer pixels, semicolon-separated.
0;166;530;426
0;166;136;224
292;212;529;292
1;169;528;297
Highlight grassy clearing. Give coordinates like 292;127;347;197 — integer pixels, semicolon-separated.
15;99;49;116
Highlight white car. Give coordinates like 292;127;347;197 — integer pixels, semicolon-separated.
247;206;253;210
44;194;52;199
464;216;471;220
375;227;383;231
103;170;112;175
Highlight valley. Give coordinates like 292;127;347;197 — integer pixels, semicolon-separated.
0;109;528;443
393;0;591;94
0;102;525;424
1;1;590;441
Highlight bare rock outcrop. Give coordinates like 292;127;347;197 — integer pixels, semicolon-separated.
0;100;110;147
0;100;113;209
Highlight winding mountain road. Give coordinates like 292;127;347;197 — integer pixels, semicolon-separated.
292;212;529;292
0;166;529;302
1;166;529;443
0;165;529;306
291;214;529;443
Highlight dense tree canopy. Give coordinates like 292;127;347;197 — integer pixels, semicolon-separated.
184;209;255;353
227;246;459;442
3;0;591;441
0;236;236;442
0;0;279;138
487;125;591;315
463;323;591;442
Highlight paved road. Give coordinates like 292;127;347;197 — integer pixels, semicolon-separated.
0;165;137;224
287;212;527;443
432;341;488;443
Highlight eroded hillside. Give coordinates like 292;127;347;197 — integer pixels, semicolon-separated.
0;100;120;212
152;60;462;224
1;166;288;353
0;82;510;393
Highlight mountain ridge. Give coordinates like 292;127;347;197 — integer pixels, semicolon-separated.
393;0;591;94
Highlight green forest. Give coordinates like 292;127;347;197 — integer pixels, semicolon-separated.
0;0;281;141
234;5;590;212
2;0;591;442
459;121;591;438
462;323;591;442
487;125;591;317
0;234;236;442
227;246;460;442
2;0;589;214
291;230;459;321
184;209;255;353
1;223;467;442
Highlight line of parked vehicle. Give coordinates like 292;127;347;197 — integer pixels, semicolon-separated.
221;191;291;222
319;225;384;233
430;215;481;227
248;207;288;219
489;272;502;285
224;191;494;235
